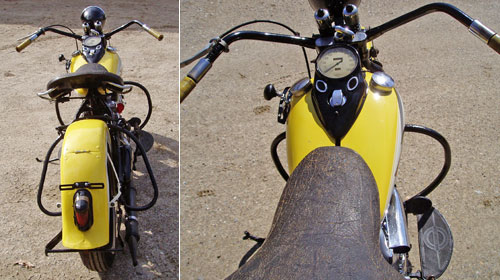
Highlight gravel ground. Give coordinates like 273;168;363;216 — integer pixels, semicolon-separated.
0;1;178;279
180;0;500;279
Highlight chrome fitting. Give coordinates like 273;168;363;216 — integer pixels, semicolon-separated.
315;9;332;33
329;89;346;107
187;58;212;82
370;72;394;94
290;77;311;97
385;188;410;253
469;20;496;43
94;20;103;33
343;4;360;31
82;22;90;34
334;25;355;41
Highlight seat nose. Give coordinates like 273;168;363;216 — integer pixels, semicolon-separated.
46;63;123;98
226;147;405;280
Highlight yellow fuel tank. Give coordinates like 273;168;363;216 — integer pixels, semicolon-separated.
60;119;111;249
70;50;122;96
286;72;404;216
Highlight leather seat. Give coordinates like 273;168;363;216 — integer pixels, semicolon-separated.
226;147;404;280
46;63;123;98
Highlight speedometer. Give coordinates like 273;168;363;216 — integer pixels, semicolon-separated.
316;46;359;79
83;36;102;47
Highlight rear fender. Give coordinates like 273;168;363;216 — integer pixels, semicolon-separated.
60;119;111;249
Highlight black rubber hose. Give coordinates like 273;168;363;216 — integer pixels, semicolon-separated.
217;20;312;79
55;99;65;126
404;124;451;197
108;124;158;211
124;81;152;129
37;135;64;216
271;132;289;181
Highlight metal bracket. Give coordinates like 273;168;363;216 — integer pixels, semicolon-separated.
277;87;292;124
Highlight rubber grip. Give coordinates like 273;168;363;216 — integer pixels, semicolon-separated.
16;38;32;52
144;25;164;41
487;34;500;54
180;76;197;103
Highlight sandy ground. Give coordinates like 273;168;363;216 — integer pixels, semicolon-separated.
0;1;178;279
180;0;500;279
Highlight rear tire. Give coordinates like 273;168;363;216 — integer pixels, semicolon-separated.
79;251;115;272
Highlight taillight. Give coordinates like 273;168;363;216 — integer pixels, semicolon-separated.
117;102;125;113
73;189;93;231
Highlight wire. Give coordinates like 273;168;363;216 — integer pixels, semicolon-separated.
219;20;311;79
46;24;79;50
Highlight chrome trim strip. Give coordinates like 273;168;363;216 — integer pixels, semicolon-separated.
386;188;410;253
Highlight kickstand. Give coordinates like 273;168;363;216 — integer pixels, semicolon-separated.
243;231;265;243
36;157;59;163
239;231;265;267
45;231;62;256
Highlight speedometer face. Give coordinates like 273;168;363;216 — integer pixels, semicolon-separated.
316;47;359;79
83;36;102;47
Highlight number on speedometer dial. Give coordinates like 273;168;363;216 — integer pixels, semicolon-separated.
317;47;359;79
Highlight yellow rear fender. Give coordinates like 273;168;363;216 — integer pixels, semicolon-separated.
60;119;112;250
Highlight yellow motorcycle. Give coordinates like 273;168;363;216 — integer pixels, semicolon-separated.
16;6;163;271
181;1;499;279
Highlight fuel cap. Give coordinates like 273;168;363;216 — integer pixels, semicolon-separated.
370;72;394;94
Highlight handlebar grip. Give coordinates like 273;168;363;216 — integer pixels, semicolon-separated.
143;25;164;41
180;76;197;103
16;37;33;52
488;34;500;55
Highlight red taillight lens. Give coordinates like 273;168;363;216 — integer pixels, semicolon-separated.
117;102;125;113
75;210;89;227
73;189;93;231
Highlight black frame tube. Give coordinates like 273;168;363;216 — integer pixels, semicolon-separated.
366;3;473;41
38;135;64;216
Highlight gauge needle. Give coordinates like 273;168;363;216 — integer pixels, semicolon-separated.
325;59;343;73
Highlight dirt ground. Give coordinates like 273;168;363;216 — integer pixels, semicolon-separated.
0;1;178;279
180;0;500;279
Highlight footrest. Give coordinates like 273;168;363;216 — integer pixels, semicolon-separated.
417;207;453;279
137;130;154;153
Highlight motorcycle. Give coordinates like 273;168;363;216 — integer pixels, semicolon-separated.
180;0;499;279
16;6;163;271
